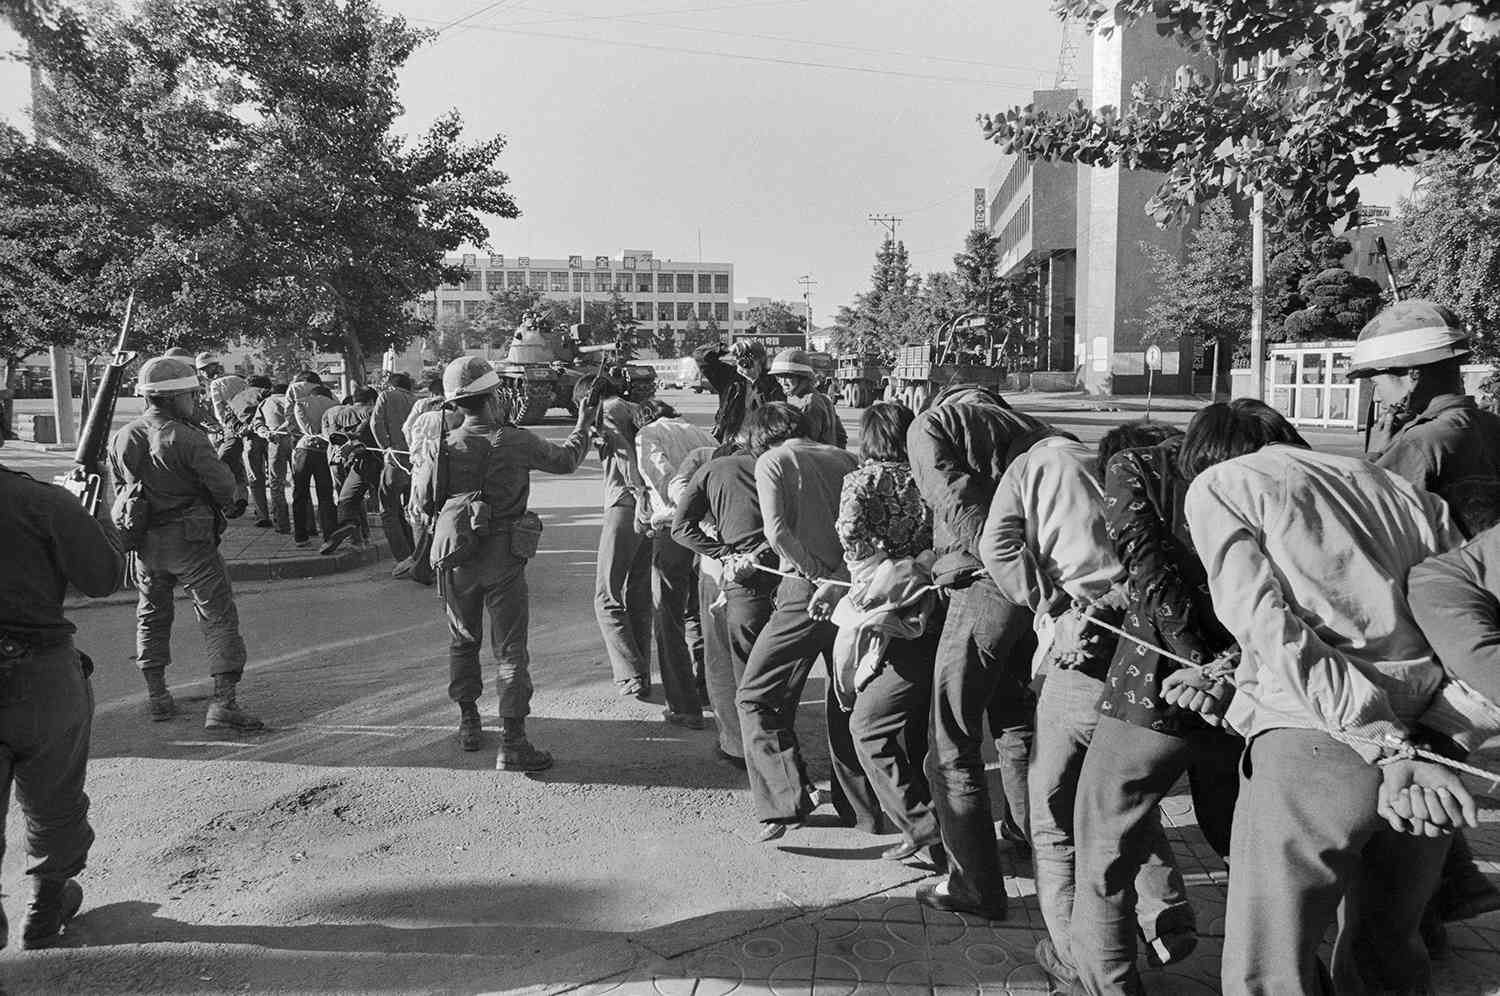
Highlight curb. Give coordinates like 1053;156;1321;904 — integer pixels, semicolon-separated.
227;538;390;582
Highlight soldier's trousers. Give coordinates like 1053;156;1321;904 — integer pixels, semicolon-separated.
135;520;248;678
445;535;533;719
0;639;95;884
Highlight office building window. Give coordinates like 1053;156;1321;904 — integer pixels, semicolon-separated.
462;300;480;317
713;274;729;295
698;274;712;294
635;302;652;321
676;273;694;294
658;273;674;293
636;273;652;294
698;301;713;319
551;271;568;292
677;302;694;321
572;272;586;292
461;272;481;292
657;302;673;321
441;301;460;315
529;271;549;289
714;302;729;321
507;271;525;289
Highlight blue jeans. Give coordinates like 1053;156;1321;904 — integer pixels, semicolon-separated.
1223;729;1447;996
1031;669;1187;972
699;569;742;758
593;504;652;690
926;577;1036;908
1071;714;1241;994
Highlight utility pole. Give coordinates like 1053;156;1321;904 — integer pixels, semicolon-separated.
1247;52;1270;402
868;214;902;244
27;42;77;446
797;274;819;347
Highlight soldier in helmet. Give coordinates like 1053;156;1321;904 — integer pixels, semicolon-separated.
1348;300;1500;932
411;357;600;771
1352;300;1500;492
196;352;251;518
0;397;124;949
109;355;261;731
769;348;846;448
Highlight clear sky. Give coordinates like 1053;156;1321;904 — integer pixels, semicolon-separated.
2;3;1414;324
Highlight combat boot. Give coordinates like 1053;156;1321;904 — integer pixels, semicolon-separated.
21;879;82;950
458;701;482;752
204;674;264;731
142;667;176;722
497;719;553;772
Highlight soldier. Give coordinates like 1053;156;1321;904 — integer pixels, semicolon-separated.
0;413;124;949
109;356;262;731
196;352;250;517
769;348;846;448
411;357;599;770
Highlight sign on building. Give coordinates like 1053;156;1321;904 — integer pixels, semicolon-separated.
568;255;583;268
595;256;610;269
973;188;986;230
518;256;531;268
623;256;637;270
755;333;808;351
488;253;504;267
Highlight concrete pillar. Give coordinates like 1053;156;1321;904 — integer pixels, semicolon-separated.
48;346;77;446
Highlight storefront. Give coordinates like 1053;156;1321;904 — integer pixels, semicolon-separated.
1266;341;1374;430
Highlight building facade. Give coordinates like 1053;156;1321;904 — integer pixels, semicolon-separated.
423;249;736;343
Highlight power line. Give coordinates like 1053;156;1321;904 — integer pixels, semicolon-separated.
432;0;524;35
869;214;903;243
413;21;1043;89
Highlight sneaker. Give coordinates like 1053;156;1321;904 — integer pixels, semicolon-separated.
147;691;177;722
1034;937;1080;989
390;557;414;579
254;518;273;529
294;538;313;549
21;879;82;950
497;740;554;772
205;702;265;732
1141;926;1198;968
663;710;706;730
319;523;358;555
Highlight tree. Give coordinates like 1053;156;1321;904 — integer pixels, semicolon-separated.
1281;237;1385;342
603;288;641;360
1136;199;1250;398
979;3;1500;230
430;315;470;365
653;327;679;359
2;0;519;381
1396;151;1500;362
685;313;720;354
745;300;804;341
831;238;918;362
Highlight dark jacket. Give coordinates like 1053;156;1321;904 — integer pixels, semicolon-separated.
693;345;785;443
1376;394;1500;495
671;453;771;567
906;390;1052;586
108;410;239;522
1100;438;1235;734
411;415;590;523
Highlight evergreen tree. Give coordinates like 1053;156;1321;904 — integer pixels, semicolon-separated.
1281;237;1385;342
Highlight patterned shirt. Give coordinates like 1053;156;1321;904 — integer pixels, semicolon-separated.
1098;438;1233;733
836;461;933;562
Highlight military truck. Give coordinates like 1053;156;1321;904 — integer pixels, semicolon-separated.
883;315;1003;411
832;354;886;408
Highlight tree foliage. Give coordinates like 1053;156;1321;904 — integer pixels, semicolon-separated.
1395;151;1500;362
0;0;518;381
1136;199;1250;390
746;300;805;341
831;238;918;361
980;2;1500;230
1280;236;1385;341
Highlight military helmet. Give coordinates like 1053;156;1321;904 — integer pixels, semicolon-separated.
769;348;816;377
162;347;195;360
1347;300;1470;379
194;351;222;370
443;356;503;400
136;356;203;396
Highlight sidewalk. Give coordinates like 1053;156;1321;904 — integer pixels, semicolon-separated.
216;515;391;582
512;756;1500;996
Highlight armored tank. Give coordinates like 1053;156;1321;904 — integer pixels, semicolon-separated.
502;325;582;424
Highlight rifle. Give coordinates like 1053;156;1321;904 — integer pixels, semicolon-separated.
63;292;137;515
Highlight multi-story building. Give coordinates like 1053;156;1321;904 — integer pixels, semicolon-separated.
422;249;736;344
986;88;1079;376
982;17;1213;394
1342;206;1401;288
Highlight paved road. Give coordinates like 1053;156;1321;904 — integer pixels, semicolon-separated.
3;391;1489;995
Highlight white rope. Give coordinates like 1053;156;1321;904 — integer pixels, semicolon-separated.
1081;613;1500;792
